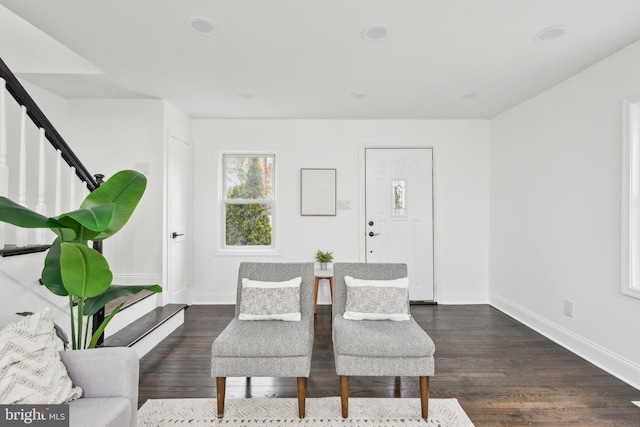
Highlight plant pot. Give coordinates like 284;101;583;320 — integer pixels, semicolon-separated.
320;262;328;270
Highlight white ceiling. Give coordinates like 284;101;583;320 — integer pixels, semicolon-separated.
2;0;640;119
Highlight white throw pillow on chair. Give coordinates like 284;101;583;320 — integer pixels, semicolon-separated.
343;276;410;321
239;277;302;321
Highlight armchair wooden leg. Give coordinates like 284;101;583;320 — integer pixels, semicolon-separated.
313;277;320;314
329;277;334;303
419;376;429;419
297;377;307;418
340;375;349;418
216;377;226;419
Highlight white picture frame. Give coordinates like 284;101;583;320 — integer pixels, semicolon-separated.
300;168;336;216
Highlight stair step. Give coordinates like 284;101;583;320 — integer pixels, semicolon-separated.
102;304;186;348
105;289;155;316
0;244;51;257
104;289;159;337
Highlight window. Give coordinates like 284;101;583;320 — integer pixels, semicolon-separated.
222;154;274;249
621;94;640;298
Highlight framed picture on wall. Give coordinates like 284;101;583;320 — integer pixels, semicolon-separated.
300;168;336;216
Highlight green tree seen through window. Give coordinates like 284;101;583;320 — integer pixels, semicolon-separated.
225;156;273;246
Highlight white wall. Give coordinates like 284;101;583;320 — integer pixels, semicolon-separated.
163;101;191;140
21;80;69;132
0;252;69;329
490;40;640;388
191;119;490;305
66;99;165;287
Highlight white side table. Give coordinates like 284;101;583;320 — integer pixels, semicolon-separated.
314;269;334;314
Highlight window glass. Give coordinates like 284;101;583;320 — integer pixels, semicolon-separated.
223;155;274;248
224;155;273;199
392;180;406;216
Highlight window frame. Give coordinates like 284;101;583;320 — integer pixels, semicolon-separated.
621;93;640;298
220;152;276;253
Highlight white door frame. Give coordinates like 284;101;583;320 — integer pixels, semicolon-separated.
163;130;193;305
358;141;438;301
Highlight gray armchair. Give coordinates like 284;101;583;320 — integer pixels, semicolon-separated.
61;347;139;427
332;263;435;419
211;262;315;418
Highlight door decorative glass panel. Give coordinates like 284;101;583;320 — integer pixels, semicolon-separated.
392;180;406;216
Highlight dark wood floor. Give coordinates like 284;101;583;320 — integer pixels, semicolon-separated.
139;304;640;426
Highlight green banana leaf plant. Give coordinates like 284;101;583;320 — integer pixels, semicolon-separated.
0;170;161;349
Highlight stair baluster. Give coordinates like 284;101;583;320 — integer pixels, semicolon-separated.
54;149;62;217
16;106;27;247
68;166;76;212
0;78;8;249
35;128;47;244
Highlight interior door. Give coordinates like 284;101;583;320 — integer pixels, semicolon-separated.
167;134;191;304
365;148;434;301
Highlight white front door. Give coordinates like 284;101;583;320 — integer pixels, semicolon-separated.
167;134;191;304
365;148;434;301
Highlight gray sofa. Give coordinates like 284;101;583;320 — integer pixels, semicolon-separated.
61;347;139;427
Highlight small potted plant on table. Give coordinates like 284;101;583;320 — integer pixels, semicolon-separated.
315;250;333;271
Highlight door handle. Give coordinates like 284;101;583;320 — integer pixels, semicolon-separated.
172;232;184;239
368;231;380;237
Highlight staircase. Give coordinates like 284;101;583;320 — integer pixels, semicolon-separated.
102;292;186;357
0;56;185;356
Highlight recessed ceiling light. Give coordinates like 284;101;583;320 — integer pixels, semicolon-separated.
533;25;567;43
362;25;391;42
187;17;216;36
462;92;478;99
237;92;255;99
351;92;368;99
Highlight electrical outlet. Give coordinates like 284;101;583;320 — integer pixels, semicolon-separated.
564;300;574;317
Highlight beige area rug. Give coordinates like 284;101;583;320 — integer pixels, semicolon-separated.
138;397;475;426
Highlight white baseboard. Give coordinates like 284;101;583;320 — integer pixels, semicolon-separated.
490;293;640;391
131;309;184;358
189;292;236;305
436;292;489;305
